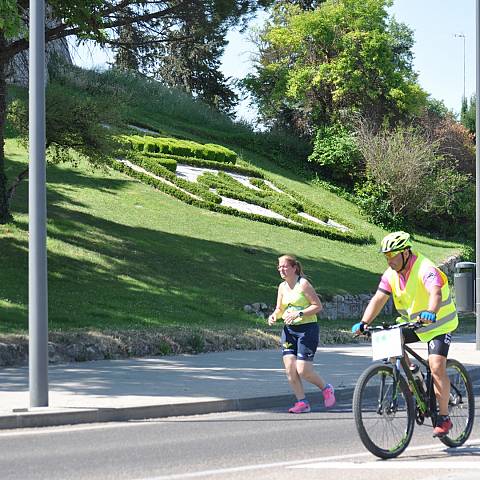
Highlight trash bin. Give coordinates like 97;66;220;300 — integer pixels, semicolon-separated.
454;262;475;312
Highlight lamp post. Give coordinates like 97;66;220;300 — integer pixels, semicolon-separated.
454;33;466;101
29;0;49;407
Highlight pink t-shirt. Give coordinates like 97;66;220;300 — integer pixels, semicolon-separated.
378;254;444;294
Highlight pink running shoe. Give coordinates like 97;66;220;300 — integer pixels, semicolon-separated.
322;384;336;408
288;401;311;414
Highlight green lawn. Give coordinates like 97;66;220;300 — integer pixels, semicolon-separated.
0;138;464;335
0;69;465;336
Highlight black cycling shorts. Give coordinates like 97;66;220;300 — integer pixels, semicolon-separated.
403;328;452;357
281;323;319;361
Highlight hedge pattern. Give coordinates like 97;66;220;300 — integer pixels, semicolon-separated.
114;151;373;244
122;154;221;204
143;151;264;178
125;134;237;163
113;158;373;243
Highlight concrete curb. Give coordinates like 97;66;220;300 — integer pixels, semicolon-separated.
1;366;477;431
0;386;353;430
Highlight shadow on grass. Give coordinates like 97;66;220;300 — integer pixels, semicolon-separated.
411;235;457;249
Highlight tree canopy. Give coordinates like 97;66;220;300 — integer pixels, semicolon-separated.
0;0;271;223
242;0;427;136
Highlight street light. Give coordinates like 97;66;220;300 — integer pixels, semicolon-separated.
454;33;466;101
29;0;48;407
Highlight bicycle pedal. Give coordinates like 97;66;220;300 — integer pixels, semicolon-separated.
415;415;425;425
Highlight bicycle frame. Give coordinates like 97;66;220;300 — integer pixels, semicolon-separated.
385;344;437;425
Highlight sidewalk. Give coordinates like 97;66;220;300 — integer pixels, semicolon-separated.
0;335;479;430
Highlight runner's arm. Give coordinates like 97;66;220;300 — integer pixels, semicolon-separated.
268;285;284;325
300;280;323;316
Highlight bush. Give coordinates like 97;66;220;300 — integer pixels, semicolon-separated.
418;107;475;176
354;122;474;236
308;124;363;185
354;178;406;230
460;244;475;262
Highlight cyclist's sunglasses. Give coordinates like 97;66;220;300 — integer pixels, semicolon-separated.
383;250;405;259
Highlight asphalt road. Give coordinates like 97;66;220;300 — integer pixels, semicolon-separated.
1;384;479;480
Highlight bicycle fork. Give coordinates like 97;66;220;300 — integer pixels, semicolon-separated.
377;359;402;415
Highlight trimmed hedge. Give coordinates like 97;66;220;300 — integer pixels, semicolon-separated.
112;158;371;243
122;155;221;204
112;155;374;245
126;134;237;163
144;151;264;178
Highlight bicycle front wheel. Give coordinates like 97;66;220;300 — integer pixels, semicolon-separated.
439;359;475;448
353;363;415;459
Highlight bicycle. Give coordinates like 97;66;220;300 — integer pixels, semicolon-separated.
352;321;475;459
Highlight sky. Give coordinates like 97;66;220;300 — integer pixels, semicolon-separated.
70;0;477;123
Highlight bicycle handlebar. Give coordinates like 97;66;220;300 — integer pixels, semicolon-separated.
359;321;424;337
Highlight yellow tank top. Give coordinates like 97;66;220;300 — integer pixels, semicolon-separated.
280;277;317;325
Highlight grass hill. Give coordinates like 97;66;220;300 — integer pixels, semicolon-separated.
0;67;465;350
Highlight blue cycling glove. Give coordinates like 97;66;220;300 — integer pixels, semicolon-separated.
352;322;366;333
418;311;436;323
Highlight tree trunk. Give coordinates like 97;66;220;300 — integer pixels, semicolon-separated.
0;32;13;224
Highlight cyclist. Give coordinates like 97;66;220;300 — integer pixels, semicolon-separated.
352;231;458;437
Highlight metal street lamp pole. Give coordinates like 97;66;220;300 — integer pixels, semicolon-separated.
454;33;466;101
29;0;49;406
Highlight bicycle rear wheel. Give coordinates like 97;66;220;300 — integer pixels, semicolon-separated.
439;359;475;447
353;363;415;459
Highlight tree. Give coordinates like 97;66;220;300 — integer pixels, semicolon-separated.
153;14;238;114
0;0;271;224
460;94;476;135
242;0;427;136
111;1;275;114
113;7;143;71
418;99;475;177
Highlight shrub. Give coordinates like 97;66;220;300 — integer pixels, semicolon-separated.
308;123;363;185
125;135;238;164
354;122;474;236
354;178;406;230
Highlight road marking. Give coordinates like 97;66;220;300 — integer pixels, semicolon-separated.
289;460;480;470
133;439;480;480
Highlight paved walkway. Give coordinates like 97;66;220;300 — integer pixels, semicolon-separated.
0;335;479;429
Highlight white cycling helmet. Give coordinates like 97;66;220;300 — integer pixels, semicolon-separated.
380;231;412;253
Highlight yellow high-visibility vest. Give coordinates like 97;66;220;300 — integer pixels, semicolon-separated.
385;252;458;342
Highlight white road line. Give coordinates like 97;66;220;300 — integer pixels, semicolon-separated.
133;439;480;480
289;461;480;470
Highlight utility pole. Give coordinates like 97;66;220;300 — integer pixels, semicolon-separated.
29;0;49;406
454;33;466;101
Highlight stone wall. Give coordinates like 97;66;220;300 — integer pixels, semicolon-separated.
319;293;392;320
243;295;393;321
